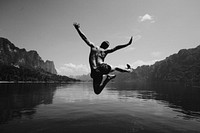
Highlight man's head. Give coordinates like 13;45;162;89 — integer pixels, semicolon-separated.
100;41;110;49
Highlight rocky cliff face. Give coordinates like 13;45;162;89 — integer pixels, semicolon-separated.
43;60;57;75
0;37;57;74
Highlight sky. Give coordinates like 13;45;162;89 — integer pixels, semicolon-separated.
1;0;200;76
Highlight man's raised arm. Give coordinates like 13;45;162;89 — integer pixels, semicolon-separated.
73;22;94;47
105;37;133;54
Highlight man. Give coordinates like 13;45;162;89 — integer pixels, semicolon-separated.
73;22;133;95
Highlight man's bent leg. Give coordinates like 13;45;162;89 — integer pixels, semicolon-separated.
93;75;103;95
112;64;133;73
93;75;116;95
115;67;131;72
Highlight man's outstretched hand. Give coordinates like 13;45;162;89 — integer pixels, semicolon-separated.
128;36;133;45
73;22;80;29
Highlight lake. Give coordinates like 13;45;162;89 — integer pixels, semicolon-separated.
0;82;200;133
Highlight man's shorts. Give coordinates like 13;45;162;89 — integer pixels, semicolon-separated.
90;63;112;78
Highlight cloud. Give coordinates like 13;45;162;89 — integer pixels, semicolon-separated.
138;14;155;23
151;51;161;57
58;63;89;76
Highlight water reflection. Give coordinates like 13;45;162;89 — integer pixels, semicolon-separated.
109;81;200;120
0;82;200;127
0;83;57;124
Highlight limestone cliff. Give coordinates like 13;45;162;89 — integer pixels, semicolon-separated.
0;37;57;74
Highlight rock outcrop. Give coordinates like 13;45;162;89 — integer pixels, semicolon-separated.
0;37;57;74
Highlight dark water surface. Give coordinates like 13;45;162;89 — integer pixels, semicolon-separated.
0;82;200;133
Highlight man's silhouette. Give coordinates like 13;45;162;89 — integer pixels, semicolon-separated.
73;23;133;94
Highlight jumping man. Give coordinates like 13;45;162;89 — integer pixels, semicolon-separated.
73;22;133;95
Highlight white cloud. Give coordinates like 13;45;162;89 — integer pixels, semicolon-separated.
151;51;161;57
138;14;155;23
58;63;89;76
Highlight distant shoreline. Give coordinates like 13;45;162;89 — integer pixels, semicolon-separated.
0;81;79;84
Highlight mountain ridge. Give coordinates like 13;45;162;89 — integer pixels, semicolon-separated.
114;44;200;83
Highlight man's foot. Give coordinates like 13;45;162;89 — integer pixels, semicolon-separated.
126;64;131;69
107;74;116;80
126;64;133;72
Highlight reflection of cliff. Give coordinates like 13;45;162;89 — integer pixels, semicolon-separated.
0;84;57;124
150;83;200;115
111;82;200;118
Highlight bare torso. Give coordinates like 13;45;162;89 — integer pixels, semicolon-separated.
89;46;107;70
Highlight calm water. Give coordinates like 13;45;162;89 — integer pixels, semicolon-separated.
0;82;200;133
